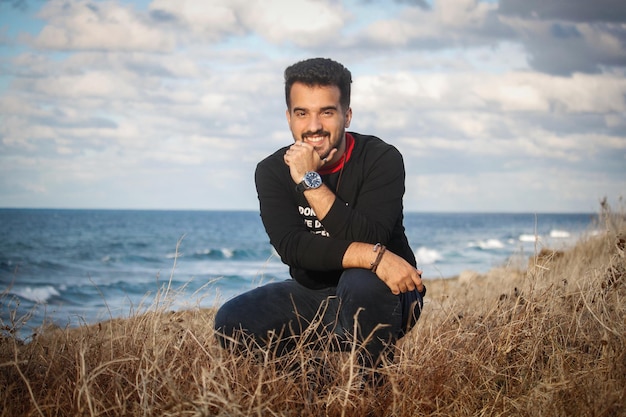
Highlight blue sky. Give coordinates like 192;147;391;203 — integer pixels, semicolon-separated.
0;0;625;212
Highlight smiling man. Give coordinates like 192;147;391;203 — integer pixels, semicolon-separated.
214;57;425;385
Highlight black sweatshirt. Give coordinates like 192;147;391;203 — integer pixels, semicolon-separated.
255;132;416;289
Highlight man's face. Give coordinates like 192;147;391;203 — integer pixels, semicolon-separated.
286;82;352;164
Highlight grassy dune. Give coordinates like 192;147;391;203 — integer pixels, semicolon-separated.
1;206;624;416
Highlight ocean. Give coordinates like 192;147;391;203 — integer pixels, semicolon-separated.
0;209;598;337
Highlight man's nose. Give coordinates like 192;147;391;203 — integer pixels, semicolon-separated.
307;114;322;132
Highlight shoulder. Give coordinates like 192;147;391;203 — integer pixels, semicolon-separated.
350;132;403;162
256;146;289;173
255;146;292;191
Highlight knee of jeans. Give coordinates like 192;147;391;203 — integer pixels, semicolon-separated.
338;268;390;299
214;304;228;331
214;302;241;340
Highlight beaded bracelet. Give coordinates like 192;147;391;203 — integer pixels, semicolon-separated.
370;243;386;273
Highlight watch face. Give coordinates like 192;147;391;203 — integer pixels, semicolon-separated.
304;171;322;189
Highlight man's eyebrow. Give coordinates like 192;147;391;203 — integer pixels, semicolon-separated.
291;105;339;113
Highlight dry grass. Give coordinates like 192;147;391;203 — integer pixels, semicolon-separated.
1;205;625;416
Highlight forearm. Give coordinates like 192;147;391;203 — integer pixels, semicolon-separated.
341;242;378;269
343;241;424;295
302;184;335;220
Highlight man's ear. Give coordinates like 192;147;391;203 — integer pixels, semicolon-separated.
345;107;352;128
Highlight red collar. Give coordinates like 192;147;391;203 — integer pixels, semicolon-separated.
318;133;354;175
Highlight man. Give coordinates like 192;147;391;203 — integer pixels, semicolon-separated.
214;57;425;377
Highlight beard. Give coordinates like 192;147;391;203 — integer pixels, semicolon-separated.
302;128;345;160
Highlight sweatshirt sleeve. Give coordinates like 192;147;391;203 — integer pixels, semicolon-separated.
255;153;352;272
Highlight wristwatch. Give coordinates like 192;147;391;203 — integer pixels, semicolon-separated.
296;171;322;192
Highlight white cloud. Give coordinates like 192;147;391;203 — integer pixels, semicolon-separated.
473;72;626;113
353;69;626;143
33;71;139;98
34;0;177;51
149;0;243;39
0;0;624;212
238;0;347;47
498;16;626;74
435;0;495;29
355;0;508;49
148;0;348;48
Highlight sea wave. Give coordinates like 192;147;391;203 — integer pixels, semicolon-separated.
549;229;570;238
519;234;541;242
10;285;60;303
468;239;505;250
415;246;443;265
101;254;163;264
1;209;597;334
167;247;270;261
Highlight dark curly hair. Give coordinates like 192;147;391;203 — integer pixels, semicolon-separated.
284;58;352;111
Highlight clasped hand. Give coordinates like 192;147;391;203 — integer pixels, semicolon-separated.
283;141;337;184
375;250;424;295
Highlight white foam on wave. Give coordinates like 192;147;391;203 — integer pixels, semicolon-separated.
469;239;505;250
167;248;235;259
550;229;570;238
12;285;60;303
519;234;541;242
415;246;443;265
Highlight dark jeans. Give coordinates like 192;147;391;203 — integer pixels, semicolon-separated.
214;268;424;369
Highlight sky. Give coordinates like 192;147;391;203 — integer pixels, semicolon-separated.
0;0;624;213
